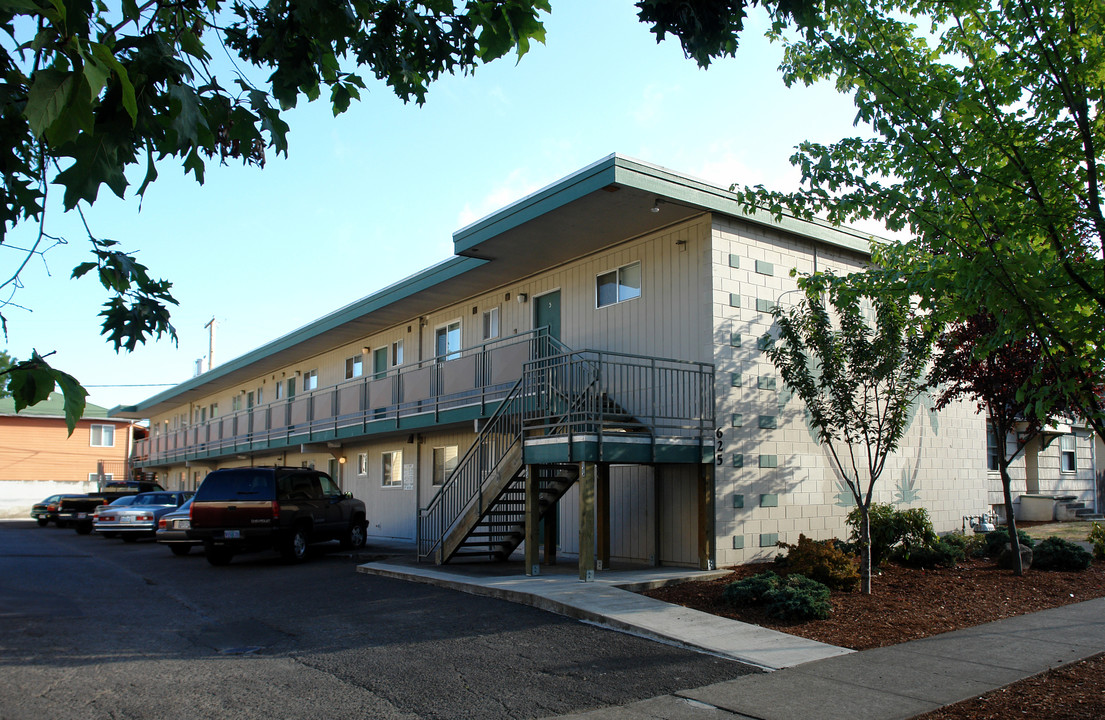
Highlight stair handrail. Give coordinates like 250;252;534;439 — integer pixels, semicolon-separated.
417;332;574;559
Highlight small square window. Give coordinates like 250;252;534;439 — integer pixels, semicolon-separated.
433;446;459;486
382;451;403;487
303;370;318;391
596;262;642;308
482;308;500;341
90;424;115;447
346;356;363;379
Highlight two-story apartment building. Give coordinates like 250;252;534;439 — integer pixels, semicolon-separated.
111;155;1099;576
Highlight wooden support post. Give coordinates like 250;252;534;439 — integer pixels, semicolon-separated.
698;462;716;571
578;461;596;582
596;462;610;571
525;465;540;576
543;491;557;566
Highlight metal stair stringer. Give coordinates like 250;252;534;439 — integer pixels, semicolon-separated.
435;440;525;564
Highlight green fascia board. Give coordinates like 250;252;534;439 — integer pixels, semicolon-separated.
112;255;488;416
454;154;875;257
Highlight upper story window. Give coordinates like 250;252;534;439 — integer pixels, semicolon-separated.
435;321;461;361
391;340;404;366
1060;434;1077;472
90;424;115;447
209;403;218;419
303;369;319;391
275;382;284;400
287;377;296;398
596;261;642;308
231;395;242;412
345;355;363;379
482;308;499;340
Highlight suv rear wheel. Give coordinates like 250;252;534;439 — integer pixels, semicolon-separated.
281;525;310;563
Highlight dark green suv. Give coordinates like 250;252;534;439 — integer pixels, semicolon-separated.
188;467;367;566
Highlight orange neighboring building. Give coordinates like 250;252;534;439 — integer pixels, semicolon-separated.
0;393;140;518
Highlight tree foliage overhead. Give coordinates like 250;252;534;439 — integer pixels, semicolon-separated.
767;271;935;593
730;0;1105;439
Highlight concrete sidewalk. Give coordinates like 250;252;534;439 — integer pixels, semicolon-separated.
357;550;1105;720
555;597;1105;719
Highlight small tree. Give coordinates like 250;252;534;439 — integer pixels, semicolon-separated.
768;272;935;593
931;314;1073;576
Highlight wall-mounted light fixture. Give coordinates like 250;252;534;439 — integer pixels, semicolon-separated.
517;292;528;304
294;370;301;376
651;198;665;213
339;456;347;465
361;346;370;354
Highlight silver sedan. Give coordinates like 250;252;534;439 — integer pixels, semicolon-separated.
155;498;201;556
94;491;193;541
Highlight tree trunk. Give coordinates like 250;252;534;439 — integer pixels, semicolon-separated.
1000;466;1023;577
859;503;872;594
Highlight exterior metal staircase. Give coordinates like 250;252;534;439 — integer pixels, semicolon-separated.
417;345;714;565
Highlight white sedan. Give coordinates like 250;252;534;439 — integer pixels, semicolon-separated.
94;491;193;541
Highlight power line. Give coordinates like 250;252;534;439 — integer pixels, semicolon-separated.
82;383;178;388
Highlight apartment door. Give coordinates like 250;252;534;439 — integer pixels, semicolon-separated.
534;290;561;341
373;347;388;379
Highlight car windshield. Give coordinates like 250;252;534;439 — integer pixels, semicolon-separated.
132;493;178;506
108;495;140;507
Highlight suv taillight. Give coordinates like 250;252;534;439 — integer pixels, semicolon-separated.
271;500;280;520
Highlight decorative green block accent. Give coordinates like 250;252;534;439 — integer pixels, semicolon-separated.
759;533;779;547
732;493;744;508
732;453;744;468
759;415;777;430
729;293;741;308
730;332;742;347
731;373;743;387
758;335;773;351
731;413;744;428
760;493;778;508
758;375;776;391
755;260;774;276
756;298;774;313
732;535;745;549
728;254;740;269
760;454;778;468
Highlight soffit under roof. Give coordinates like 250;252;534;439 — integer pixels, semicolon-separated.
114;155;872;419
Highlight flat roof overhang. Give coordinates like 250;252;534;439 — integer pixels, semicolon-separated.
113;154;873;420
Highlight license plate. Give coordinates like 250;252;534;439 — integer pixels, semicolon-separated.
121;518;134;524
173;520;191;530
223;530;240;539
77;513;87;519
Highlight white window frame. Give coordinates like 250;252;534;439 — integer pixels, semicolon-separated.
275;381;284;400
986;423;1000;472
90;424;116;448
381;450;403;488
88;472;114;482
596;261;642;308
482;307;500;341
432;446;459;486
1060;434;1077;473
303;369;319;391
357;453;368;476
345;356;363;379
391;340;404;367
434;320;462;361
209;403;218;419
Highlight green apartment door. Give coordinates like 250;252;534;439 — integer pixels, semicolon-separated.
534;290;561;341
373;347;388;379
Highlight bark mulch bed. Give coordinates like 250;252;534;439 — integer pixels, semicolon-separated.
641;558;1105;719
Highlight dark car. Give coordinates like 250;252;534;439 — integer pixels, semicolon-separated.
187;467;367;566
31;494;84;526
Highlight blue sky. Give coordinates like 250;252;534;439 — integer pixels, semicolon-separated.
3;1;868;412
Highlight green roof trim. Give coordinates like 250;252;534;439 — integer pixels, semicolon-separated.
454;154;875;256
112;255;488;415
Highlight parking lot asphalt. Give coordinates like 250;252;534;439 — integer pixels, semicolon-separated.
0;520;757;719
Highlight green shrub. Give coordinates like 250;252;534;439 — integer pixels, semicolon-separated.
1088;523;1105;561
846;503;939;566
1031;536;1092;571
776;534;859;591
722;571;781;606
942;531;988;559
764;575;832;621
894;539;965;569
722;571;833;621
984;526;1036;557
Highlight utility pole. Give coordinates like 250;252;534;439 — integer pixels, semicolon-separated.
204;317;217;371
